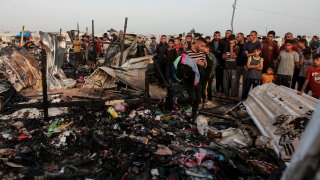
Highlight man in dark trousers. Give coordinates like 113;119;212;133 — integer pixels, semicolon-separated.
176;37;207;119
209;31;225;94
154;35;168;83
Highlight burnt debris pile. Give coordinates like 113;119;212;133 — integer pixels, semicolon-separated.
0;98;286;179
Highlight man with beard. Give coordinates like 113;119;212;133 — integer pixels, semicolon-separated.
261;31;279;72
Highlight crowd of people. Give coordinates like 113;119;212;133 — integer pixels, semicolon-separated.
145;30;320;118
72;35;107;68
71;30;320;118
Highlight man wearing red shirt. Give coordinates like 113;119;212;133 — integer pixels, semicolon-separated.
261;31;279;72
299;53;320;99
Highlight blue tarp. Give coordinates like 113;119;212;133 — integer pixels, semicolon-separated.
15;32;31;38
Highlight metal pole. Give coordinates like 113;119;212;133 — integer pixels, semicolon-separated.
231;0;237;32
77;22;80;37
119;17;128;66
92;20;96;62
60;28;62;36
41;49;49;120
20;25;24;46
266;27;268;35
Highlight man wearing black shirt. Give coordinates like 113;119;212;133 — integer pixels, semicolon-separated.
244;31;261;58
154;35;168;83
165;39;177;83
242;31;262;97
236;33;246;97
209;31;224;94
222;35;239;98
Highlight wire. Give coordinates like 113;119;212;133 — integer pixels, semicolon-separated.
238;4;320;23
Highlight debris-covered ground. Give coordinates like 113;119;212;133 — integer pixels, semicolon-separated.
1;31;317;180
0;96;286;179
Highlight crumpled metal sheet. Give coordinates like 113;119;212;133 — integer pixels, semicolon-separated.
0;32;75;92
0;46;42;91
243;83;319;161
83;55;167;99
39;31;76;89
102;34;138;67
83;56;153;90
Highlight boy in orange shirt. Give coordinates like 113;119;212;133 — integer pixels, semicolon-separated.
262;67;275;84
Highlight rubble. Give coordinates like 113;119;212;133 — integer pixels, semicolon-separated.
0;95;286;179
0;31;317;179
243;83;319;161
0;32;75;93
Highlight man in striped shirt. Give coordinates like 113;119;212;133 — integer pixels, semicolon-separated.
185;37;207;118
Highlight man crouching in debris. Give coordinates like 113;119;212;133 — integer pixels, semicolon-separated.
174;38;207;119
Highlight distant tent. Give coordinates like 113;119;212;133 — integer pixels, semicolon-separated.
15;31;32;38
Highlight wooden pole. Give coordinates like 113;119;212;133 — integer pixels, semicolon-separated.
119;17;128;66
92;20;96;62
77;22;80;37
20;25;24;46
40;49;48;120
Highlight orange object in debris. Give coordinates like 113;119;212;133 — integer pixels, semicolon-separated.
58;121;75;130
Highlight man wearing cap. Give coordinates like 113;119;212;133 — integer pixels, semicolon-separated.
148;36;157;55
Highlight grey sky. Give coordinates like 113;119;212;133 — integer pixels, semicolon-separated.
0;0;319;37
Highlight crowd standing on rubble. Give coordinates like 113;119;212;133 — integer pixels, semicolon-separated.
0;28;319;179
68;30;320;118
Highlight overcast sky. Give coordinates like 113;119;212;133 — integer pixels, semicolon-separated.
0;0;319;37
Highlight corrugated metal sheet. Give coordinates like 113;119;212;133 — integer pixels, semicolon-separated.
83;56;153;90
243;83;319;161
281;104;320;180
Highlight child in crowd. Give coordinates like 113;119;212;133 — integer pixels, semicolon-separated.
262;67;275;84
298;49;313;91
241;47;264;99
298;53;320;99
